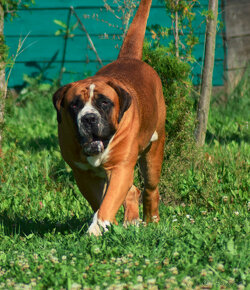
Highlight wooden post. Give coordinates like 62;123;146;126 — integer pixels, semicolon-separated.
0;4;6;154
175;0;179;58
195;0;218;146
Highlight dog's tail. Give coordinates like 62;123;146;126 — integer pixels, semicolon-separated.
118;0;152;60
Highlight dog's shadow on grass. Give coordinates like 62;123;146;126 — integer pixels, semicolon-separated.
206;130;250;145
16;135;59;152
0;210;91;237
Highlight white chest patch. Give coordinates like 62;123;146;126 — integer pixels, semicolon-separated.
74;161;106;178
87;153;108;168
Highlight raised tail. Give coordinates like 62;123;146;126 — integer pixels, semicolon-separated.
118;0;152;60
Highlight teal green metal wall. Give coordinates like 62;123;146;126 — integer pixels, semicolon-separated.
4;0;224;87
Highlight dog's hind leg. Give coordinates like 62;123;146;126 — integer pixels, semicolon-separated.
139;132;165;223
123;185;141;226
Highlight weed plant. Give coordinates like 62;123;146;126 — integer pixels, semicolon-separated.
143;41;197;204
0;67;249;288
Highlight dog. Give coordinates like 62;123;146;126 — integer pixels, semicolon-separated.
53;0;166;236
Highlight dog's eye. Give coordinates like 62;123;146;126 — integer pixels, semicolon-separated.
96;95;114;110
70;97;83;111
70;103;78;110
101;100;109;107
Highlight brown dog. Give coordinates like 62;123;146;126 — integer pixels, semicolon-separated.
53;0;166;235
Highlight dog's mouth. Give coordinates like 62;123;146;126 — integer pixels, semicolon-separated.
79;135;110;156
77;117;114;156
83;140;104;156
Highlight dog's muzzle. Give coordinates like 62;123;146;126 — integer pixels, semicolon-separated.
78;113;104;156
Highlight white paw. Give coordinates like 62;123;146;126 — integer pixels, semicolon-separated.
123;218;142;228
87;211;111;236
152;215;160;222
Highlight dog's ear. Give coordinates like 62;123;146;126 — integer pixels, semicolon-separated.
52;85;70;123
107;81;132;123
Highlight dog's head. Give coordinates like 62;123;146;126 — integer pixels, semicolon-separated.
53;80;131;156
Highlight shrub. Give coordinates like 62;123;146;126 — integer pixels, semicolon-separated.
143;41;198;204
142;45;249;210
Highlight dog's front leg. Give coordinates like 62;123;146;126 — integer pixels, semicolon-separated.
88;164;134;236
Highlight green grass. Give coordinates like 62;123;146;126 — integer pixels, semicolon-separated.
0;76;249;289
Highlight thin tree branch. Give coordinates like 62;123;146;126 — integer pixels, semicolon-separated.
70;6;103;67
3;0;22;15
58;8;72;85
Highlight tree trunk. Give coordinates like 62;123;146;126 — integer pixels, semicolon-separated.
0;4;6;155
195;0;218;146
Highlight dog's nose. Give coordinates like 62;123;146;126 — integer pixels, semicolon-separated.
81;113;98;125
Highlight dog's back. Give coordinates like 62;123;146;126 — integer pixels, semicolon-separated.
96;0;164;136
96;0;165;155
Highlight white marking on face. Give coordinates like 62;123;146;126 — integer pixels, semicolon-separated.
150;131;158;142
86;135;115;167
77;83;102;134
89;83;95;100
87;211;111;236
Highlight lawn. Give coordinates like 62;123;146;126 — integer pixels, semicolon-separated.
0;74;249;289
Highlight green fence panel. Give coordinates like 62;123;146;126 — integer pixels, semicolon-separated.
4;0;224;87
